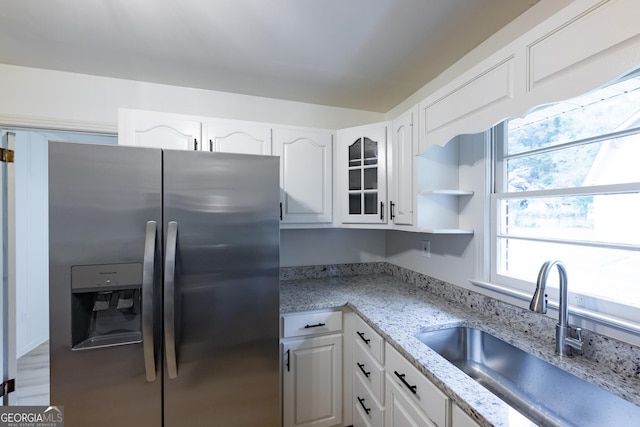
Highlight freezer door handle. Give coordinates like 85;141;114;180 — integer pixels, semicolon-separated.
142;221;157;382
164;221;179;379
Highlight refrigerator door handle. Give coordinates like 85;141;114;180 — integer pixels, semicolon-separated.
142;221;157;382
164;221;179;379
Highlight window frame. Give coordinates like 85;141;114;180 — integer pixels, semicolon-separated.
489;119;640;332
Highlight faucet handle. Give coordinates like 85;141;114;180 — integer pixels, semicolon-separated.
565;326;584;352
573;327;583;342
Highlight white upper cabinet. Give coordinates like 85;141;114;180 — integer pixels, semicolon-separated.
389;107;415;227
118;109;200;151
205;120;273;155
338;123;388;225
275;127;333;225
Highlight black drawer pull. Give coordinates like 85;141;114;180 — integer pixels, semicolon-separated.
357;362;371;378
357;396;371;415
304;322;326;329
394;370;417;394
357;331;371;344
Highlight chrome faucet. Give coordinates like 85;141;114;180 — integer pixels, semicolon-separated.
530;260;583;356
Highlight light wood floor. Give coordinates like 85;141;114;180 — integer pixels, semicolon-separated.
15;340;50;405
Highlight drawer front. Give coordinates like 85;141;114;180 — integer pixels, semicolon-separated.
354;315;384;364
354;339;385;404
354;373;385;427
282;310;343;338
385;343;449;427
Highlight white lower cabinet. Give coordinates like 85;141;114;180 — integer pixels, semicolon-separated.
385;343;449;427
282;310;343;427
354;373;385;427
352;315;385;427
451;404;481;427
386;375;435;427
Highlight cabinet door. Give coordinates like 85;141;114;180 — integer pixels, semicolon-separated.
338;124;388;224
385;375;436;427
452;404;481;427
389;109;414;226
283;334;343;427
118;109;200;150
276;128;333;224
206;121;272;155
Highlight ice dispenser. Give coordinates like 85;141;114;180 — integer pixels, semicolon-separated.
71;263;144;350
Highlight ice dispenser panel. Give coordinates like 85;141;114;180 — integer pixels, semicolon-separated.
71;263;143;350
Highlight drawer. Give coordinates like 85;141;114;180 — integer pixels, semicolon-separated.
354;339;385;405
354;315;384;364
385;343;449;427
282;310;342;338
354;372;385;427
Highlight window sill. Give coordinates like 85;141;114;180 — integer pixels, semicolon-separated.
469;279;640;336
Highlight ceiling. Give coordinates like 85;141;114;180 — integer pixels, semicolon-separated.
0;0;540;113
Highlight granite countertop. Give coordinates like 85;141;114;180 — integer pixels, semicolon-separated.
280;273;640;427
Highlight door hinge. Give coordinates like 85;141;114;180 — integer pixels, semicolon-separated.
0;148;15;163
0;378;15;397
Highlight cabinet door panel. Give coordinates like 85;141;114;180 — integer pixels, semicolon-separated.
386;375;435;427
386;343;449;427
390;109;414;226
276;128;333;224
283;334;343;427
452;404;482;427
338;124;388;224
119;110;200;150
207;122;272;155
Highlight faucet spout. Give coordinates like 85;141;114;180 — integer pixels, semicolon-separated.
529;262;551;313
529;260;583;356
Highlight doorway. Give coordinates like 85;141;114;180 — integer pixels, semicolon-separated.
1;129;116;405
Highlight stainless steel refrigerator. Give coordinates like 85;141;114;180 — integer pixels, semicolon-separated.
48;141;280;427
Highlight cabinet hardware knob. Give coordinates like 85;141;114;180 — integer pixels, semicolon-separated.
357;331;371;344
357;396;371;415
304;322;326;329
357;362;371;378
394;370;417;394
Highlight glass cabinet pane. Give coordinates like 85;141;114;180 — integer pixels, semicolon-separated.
363;168;377;190
349;194;361;214
344;131;383;220
364;193;378;214
349;169;361;190
349;139;362;167
363;137;377;165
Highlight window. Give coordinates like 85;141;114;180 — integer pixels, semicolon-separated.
491;70;640;327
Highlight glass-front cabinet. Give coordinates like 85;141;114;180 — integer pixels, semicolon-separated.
338;123;388;224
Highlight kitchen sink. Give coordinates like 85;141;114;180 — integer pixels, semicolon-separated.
416;326;640;427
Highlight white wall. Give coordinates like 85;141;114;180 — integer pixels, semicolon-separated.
10;130;118;357
0;64;384;133
14;131;48;357
385;133;487;288
385;0;573;121
280;229;386;267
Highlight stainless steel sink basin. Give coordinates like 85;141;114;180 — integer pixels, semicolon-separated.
416;326;640;427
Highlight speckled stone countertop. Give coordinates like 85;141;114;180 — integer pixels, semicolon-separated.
280;271;640;427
